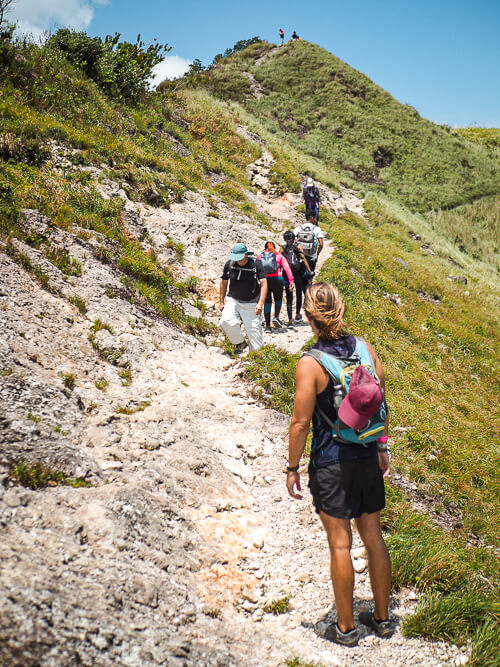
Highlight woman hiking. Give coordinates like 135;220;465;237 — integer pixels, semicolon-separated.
258;240;294;332
280;230;312;326
286;283;392;647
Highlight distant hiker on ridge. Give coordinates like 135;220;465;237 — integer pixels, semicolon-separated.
286;282;392;647
292;30;300;41
219;243;267;354
279;28;285;45
303;177;321;222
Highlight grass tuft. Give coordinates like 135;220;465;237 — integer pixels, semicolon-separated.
10;462;91;489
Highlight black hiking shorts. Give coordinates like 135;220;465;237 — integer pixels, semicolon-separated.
308;456;385;519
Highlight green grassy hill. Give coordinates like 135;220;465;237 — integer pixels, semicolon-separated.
185;40;500;215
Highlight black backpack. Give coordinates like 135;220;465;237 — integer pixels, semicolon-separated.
282;244;303;275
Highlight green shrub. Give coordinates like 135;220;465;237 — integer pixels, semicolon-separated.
47;29;171;103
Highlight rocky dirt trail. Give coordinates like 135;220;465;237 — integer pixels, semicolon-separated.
0;137;468;665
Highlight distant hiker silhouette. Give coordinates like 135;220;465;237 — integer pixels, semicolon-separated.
279;28;284;45
303;177;321;222
292;31;300;41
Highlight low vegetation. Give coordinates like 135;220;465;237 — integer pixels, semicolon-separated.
10;461;91;489
263;594;291;615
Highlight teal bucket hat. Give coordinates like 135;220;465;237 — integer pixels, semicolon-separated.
229;243;248;261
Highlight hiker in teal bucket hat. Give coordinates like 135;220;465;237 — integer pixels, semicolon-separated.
219;243;268;354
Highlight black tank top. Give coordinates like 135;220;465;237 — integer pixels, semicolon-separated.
310;336;378;469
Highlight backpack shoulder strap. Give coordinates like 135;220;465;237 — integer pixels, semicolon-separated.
302;350;341;431
303;349;345;381
354;337;375;370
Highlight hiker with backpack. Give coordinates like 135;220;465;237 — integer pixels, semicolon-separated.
294;213;324;274
280;230;312;325
286;283;392;647
219;243;267;354
279;28;285;45
257;240;294;332
302;177;320;222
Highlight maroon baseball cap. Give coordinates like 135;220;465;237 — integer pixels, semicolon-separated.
338;366;383;430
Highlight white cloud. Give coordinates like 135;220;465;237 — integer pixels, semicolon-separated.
151;56;192;87
10;0;109;39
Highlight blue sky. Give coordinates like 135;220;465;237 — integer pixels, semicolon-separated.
10;0;500;127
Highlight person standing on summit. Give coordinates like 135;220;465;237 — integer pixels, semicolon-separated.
279;28;285;45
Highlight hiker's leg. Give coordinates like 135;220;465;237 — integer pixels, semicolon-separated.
239;301;263;352
219;297;244;344
295;281;304;316
319;512;354;633
285;282;293;320
355;512;391;621
274;278;284;319
263;286;272;327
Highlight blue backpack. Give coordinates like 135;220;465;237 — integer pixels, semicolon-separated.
304;337;387;446
260;250;278;275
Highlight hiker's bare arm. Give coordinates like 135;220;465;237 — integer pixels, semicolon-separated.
287;356;323;499
219;279;228;310
366;341;390;478
317;237;324;255
366;341;385;392
256;278;267;316
297;244;312;273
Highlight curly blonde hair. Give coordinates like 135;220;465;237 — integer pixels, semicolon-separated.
304;282;347;340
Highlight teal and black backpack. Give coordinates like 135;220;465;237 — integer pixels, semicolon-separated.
304;337;387;446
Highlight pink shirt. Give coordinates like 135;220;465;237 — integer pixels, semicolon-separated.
258;252;294;284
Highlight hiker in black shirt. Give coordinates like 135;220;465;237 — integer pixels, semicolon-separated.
219;243;267;353
280;230;312;325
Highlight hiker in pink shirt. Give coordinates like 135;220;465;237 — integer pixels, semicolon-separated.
258;240;294;332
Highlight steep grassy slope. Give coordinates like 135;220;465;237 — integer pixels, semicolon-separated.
0;37;270;332
187;40;500;215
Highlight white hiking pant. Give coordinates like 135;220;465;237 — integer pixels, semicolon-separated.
219;297;263;352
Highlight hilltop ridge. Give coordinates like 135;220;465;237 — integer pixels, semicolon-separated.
183;39;500;215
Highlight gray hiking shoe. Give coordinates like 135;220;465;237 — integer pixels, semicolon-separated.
233;341;248;354
358;611;393;638
272;316;283;329
324;623;358;647
294;314;303;323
